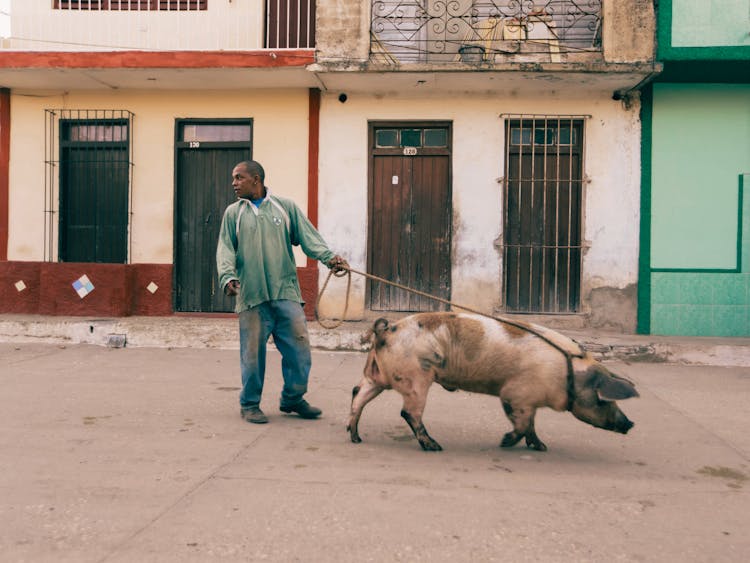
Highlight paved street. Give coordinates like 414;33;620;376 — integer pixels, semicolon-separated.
1;343;749;562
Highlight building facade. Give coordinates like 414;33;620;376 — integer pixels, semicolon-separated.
640;0;750;336
0;1;658;333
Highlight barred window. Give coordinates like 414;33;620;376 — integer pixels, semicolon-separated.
45;110;135;264
502;115;587;314
54;1;207;10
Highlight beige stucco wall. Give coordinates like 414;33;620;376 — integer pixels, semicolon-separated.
7;89;310;264
316;90;642;328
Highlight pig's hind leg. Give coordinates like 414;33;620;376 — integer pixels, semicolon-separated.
500;399;547;452
348;378;384;443
399;380;442;452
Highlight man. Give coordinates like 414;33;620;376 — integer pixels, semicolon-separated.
216;160;347;424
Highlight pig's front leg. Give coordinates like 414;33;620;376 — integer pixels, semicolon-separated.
500;400;547;452
347;377;383;443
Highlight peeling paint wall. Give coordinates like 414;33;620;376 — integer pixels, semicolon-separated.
316;0;370;64
603;0;656;63
317;90;642;331
316;0;656;68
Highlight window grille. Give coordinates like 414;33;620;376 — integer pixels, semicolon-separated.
501;114;588;314
54;1;207;11
44;109;135;263
265;0;315;48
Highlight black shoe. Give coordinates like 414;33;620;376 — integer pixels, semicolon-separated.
280;400;322;419
241;406;268;424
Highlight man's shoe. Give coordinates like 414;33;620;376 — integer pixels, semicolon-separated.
280;400;322;419
241;407;268;424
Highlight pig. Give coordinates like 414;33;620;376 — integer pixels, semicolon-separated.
347;312;638;452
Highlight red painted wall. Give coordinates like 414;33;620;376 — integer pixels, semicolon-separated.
0;50;315;70
0;88;9;261
0;262;323;318
0;262;173;316
0;262;40;314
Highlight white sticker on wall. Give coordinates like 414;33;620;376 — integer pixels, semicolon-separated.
15;280;26;292
392;175;398;185
146;282;159;294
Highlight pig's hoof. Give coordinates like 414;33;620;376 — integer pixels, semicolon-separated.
419;440;443;452
526;440;547;452
500;432;522;448
347;426;362;443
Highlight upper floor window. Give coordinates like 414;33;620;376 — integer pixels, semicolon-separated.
54;1;207;10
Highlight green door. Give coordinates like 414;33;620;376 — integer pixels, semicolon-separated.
59;118;130;263
174;120;252;312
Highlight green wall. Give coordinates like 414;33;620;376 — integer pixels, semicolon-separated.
651;84;749;269
671;0;750;48
648;84;750;336
658;0;750;59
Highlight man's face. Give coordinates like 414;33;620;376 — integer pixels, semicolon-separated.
232;165;265;200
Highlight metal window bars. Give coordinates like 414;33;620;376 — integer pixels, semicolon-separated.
44;109;135;263
500;114;589;314
54;1;208;11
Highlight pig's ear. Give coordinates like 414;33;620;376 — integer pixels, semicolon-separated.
593;370;639;401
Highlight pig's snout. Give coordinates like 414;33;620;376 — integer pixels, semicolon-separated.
611;413;634;434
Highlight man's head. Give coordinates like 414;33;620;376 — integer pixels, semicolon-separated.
232;160;266;200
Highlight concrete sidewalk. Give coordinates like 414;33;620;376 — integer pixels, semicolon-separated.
1;343;748;562
0;313;749;366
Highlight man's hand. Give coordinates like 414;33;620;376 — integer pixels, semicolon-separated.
224;279;240;296
326;255;349;274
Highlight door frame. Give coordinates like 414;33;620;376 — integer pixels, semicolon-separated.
58;116;131;264
366;120;453;311
172;117;253;313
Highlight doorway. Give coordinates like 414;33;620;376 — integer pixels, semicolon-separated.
368;122;452;311
174;119;252;312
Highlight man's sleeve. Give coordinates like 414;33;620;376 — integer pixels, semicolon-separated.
216;207;239;290
288;202;335;264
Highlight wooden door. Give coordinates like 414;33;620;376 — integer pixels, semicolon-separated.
368;123;452;311
174;120;252;312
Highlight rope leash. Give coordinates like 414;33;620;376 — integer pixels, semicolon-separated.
315;267;584;360
314;267;352;329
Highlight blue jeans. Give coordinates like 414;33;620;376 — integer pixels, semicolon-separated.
238;300;312;411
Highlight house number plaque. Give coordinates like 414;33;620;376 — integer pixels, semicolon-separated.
403;147;418;156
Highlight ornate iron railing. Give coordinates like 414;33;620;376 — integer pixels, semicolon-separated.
370;0;602;64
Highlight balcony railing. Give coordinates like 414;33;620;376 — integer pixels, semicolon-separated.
370;0;602;64
0;0;314;51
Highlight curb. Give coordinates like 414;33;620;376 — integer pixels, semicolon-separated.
0;315;748;367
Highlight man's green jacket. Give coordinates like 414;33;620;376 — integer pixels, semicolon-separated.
216;192;335;313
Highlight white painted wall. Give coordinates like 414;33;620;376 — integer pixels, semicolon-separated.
7;88;310;263
317;90;641;319
4;0;262;51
